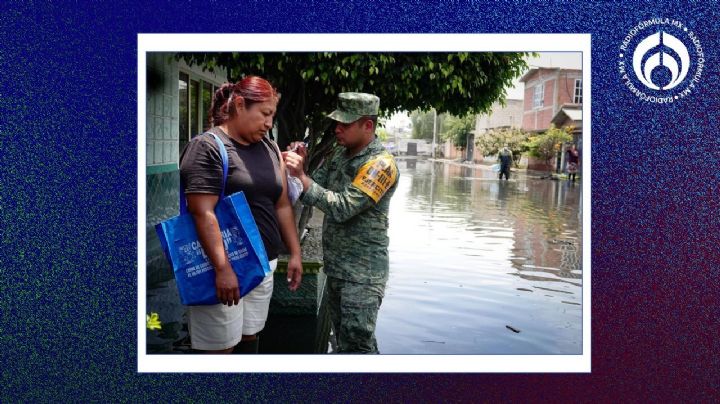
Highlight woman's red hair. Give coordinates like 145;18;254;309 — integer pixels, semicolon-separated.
208;76;278;127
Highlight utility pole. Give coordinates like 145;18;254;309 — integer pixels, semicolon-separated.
432;108;437;159
394;127;398;156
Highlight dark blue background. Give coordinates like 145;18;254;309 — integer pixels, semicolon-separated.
1;1;718;401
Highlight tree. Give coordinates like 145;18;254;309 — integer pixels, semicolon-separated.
410;109;440;141
178;52;529;170
524;124;573;173
441;114;475;150
376;127;390;142
177;52;529;231
475;127;530;167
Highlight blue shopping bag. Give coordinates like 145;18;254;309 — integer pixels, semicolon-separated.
155;133;272;305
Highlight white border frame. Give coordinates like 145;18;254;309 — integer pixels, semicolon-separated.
138;33;591;373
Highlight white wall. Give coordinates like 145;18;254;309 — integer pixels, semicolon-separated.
475;99;524;134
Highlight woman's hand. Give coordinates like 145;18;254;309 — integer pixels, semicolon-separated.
215;266;240;306
186;193;240;306
286;254;303;291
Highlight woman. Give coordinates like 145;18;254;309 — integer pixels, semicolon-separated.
179;76;302;354
566;144;579;183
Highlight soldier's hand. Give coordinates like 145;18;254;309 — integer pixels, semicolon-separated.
282;151;305;178
286;255;303;291
287;141;308;158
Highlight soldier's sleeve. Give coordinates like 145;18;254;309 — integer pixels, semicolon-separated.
302;154;398;223
309;153;330;188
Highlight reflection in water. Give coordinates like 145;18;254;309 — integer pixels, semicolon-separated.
376;159;583;354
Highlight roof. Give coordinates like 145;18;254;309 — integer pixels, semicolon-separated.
519;67;583;83
551;106;583;127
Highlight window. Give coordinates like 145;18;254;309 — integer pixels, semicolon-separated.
178;71;219;156
574;79;582;104
533;83;544;108
202;82;213;131
178;72;189;154
190;79;200;140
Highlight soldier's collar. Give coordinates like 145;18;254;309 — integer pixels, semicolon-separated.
346;136;382;159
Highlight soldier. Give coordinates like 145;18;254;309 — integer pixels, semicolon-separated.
283;92;399;353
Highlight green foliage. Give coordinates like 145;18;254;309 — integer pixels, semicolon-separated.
475;127;530;166
376;127;390;142
410;109;443;141
441;114;475;150
525;124;573;172
177;52;529;170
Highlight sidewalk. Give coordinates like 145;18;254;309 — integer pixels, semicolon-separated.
427;158;582;181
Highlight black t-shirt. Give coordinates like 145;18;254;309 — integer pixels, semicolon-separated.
179;127;284;261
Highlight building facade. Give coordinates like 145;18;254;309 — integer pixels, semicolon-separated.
520;68;583;172
473;99;524;164
475;99;524;135
145;53;228;285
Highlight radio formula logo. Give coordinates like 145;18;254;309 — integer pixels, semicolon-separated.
619;18;704;103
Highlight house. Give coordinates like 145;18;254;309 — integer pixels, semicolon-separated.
473;99;524;164
550;105;583;172
397;138;431;156
145;52;228;285
440;100;523;163
475;99;524;134
519;68;583;172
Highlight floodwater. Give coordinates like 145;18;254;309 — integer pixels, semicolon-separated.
375;159;583;354
146;159;584;355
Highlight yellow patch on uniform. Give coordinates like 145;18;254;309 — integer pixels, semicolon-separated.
352;153;398;203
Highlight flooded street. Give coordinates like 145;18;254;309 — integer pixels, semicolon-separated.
146;159;583;355
376;159;583;354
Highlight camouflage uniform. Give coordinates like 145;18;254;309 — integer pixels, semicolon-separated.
300;93;399;353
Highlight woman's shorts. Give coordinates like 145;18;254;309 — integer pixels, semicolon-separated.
187;259;277;351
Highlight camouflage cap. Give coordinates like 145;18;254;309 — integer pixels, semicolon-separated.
327;92;380;123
